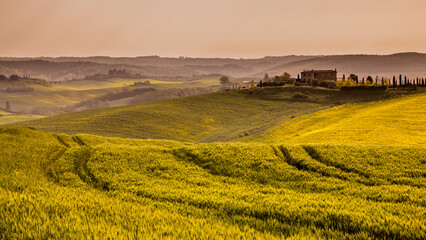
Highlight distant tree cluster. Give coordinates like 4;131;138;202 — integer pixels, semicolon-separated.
0;74;20;81
219;76;230;85
388;74;425;88
257;72;292;87
84;69;143;81
337;73;426;90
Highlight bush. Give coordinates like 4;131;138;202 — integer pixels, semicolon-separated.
258;82;285;87
3;86;34;93
292;93;309;99
294;82;307;86
319;80;337;89
340;86;387;91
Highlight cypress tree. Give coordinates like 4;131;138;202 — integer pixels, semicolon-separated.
399;74;402;87
404;76;407;86
5;101;10;111
393;76;396;88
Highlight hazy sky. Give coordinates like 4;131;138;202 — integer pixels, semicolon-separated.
1;0;426;58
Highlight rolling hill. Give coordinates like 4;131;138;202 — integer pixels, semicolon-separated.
1;125;425;239
0;55;312;81
2;53;426;81
253;90;426;146
263;52;426;79
16;86;392;142
3;86;426;239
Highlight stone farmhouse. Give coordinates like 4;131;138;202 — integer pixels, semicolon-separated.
301;69;337;82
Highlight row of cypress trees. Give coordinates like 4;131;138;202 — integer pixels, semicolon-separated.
342;74;425;88
389;75;426;88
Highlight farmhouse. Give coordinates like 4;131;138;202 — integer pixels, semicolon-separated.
301;69;337;82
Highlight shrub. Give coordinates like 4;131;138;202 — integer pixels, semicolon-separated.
292;93;309;99
319;80;337;89
311;79;319;86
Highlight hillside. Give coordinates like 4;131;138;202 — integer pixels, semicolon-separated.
3;53;426;81
3;88;426;239
251;90;426;146
0;56;312;81
1;126;425;239
263;52;426;79
0;107;43;125
16;87;391;142
0;76;222;117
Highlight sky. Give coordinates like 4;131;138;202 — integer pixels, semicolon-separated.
1;0;426;58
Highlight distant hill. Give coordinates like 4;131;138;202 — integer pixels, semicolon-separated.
1;52;426;82
0;56;314;81
262;52;426;79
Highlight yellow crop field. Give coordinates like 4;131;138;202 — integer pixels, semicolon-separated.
262;92;426;146
3;88;426;239
1;126;425;239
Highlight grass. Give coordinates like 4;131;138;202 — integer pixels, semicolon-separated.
3;87;426;239
254;91;426;146
0;77;224;117
16;87;335;142
0;126;425;239
0;114;44;125
17;86;392;142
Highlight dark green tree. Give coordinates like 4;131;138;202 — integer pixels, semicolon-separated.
366;76;373;84
349;74;358;81
342;74;346;81
219;76;229;85
263;74;269;82
282;72;291;80
5;101;10;111
9;74;19;81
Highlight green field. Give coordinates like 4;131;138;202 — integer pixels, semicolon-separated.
255;91;426;146
0;77;223;118
1;126;425;239
2;87;426;239
16;87;391;142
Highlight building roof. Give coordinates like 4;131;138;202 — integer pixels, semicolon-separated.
302;69;337;73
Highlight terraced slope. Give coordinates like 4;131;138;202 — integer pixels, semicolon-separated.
256;92;426;146
1;126;426;239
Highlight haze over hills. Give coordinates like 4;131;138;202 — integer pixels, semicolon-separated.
262;52;426;79
0;56;312;81
1;52;426;81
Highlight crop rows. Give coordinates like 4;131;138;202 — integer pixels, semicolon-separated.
1;126;425;239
